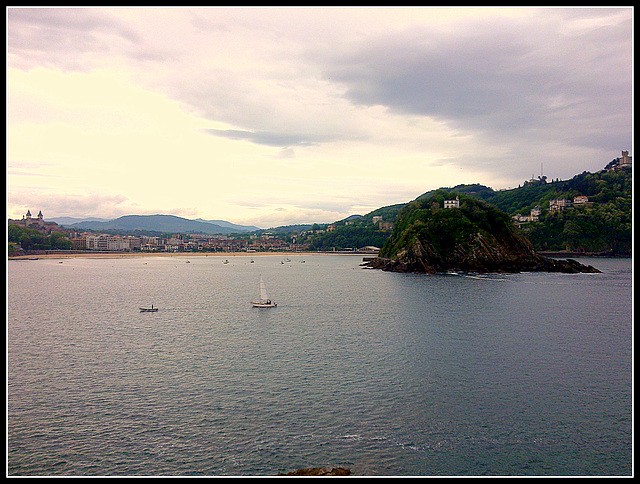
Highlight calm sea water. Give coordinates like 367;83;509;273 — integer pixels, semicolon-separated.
7;254;632;476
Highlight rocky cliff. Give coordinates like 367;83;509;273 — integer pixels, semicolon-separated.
364;192;600;274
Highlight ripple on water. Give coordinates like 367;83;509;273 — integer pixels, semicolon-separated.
7;255;632;476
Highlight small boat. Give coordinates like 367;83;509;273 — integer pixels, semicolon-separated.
252;275;277;308
140;304;158;312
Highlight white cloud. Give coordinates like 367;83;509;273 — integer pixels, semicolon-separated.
6;7;633;227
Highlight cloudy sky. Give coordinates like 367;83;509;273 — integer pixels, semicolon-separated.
7;7;633;228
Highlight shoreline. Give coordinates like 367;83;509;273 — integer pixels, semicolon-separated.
7;250;376;260
538;250;631;258
8;250;629;261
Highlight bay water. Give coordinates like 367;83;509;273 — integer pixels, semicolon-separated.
7;254;632;476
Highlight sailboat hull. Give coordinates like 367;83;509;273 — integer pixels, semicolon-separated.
252;301;277;308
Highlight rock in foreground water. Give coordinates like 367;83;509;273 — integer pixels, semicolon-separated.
278;467;352;476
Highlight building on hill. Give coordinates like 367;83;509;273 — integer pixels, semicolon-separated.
512;206;541;226
618;150;632;168
9;210;60;234
549;199;573;212
608;150;632;170
444;196;460;209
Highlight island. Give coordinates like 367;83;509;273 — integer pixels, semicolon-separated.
363;191;600;274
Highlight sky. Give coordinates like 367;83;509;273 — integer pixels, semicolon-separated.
6;7;633;228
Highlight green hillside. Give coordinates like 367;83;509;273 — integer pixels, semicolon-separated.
379;191;522;261
441;169;632;255
368;191;599;274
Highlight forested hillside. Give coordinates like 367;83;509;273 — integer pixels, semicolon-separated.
8;224;72;254
447;169;632;255
368;191;600;274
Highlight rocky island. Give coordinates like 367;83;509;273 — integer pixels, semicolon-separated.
364;191;600;274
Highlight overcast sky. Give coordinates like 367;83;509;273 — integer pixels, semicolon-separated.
6;7;633;228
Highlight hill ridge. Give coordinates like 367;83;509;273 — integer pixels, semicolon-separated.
62;214;258;234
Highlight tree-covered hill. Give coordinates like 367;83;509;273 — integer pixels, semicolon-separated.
436;168;632;255
379;191;523;262
447;168;632;217
8;224;72;254
368;191;599;274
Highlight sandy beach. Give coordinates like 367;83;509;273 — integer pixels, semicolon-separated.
8;250;369;261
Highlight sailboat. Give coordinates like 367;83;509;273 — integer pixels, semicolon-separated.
252;275;277;308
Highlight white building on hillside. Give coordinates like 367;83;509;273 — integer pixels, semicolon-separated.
444;196;460;209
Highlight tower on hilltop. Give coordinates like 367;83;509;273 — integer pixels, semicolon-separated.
619;150;632;168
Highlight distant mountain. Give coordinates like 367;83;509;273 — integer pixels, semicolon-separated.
50;216;111;226
194;219;260;232
256;224;314;234
64;214;257;234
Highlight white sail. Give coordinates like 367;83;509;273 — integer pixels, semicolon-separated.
259;275;269;302
253;275;277;308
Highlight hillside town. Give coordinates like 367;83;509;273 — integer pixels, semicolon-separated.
8;212;315;255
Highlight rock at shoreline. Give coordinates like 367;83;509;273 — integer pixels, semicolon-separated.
278;467;351;476
363;254;600;274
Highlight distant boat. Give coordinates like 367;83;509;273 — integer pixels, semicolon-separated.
140;304;158;312
252;275;277;308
